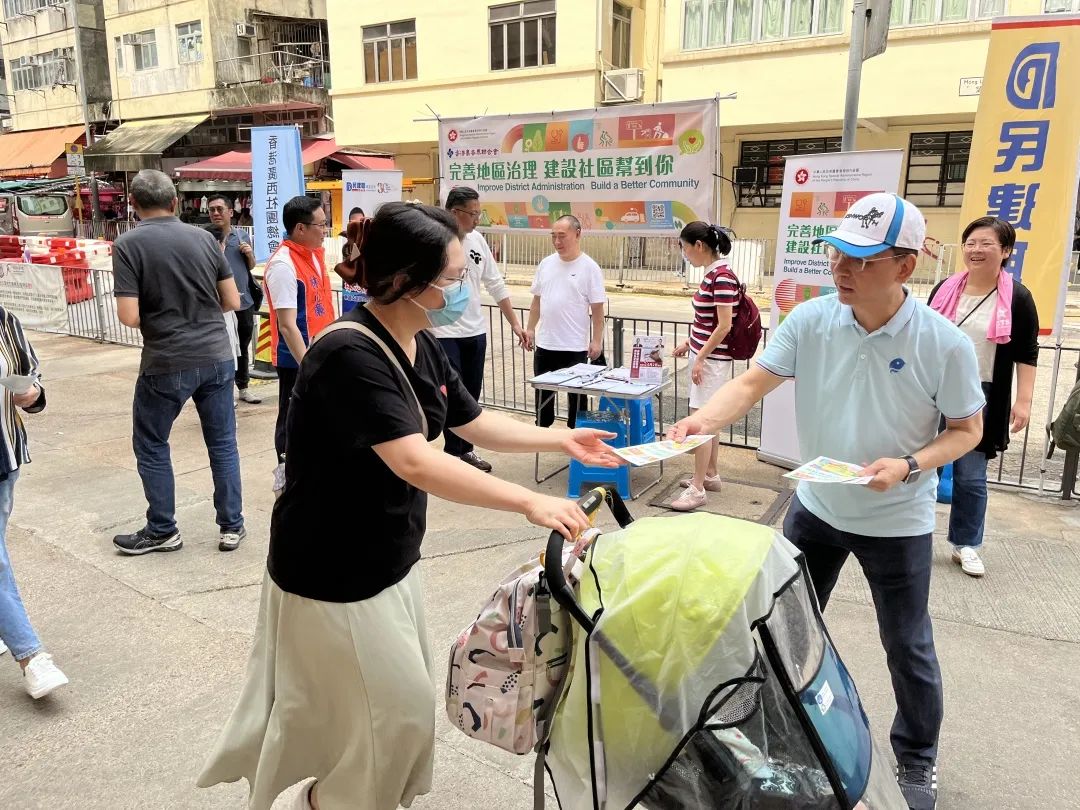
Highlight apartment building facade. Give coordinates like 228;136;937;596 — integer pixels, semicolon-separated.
0;0;347;197
327;0;1071;243
0;0;108;178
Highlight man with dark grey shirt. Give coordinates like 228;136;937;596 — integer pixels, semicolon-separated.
111;170;247;555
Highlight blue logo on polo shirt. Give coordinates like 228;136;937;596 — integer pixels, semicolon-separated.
889;358;906;373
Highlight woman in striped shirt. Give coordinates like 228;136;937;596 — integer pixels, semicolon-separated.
0;304;69;698
671;222;739;512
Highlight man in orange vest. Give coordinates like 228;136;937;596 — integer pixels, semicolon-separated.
263;196;335;462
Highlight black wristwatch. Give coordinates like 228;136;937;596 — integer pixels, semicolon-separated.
901;455;921;485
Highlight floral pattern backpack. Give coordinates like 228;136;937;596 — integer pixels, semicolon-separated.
446;532;595;756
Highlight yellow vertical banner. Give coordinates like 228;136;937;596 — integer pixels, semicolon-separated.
959;14;1080;336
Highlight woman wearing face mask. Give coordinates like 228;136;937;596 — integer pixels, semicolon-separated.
929;217;1039;577
198;202;622;810
670;221;737;512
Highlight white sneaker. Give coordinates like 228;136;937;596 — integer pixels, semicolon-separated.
291;779;317;810
0;639;7;656
23;653;68;699
671;483;708;512
952;546;985;578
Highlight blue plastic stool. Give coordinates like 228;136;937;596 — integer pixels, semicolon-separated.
567;413;631;499
599;397;656;445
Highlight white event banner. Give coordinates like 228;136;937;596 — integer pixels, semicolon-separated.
437;99;718;234
0;262;68;333
341;170;404;219
757;150;904;468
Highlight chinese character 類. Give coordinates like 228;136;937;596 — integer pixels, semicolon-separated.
986;182;1040;230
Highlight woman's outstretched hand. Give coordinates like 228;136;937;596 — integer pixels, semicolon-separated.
524;493;592;540
561;429;625;467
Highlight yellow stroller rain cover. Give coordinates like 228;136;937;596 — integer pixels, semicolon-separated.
541;491;906;810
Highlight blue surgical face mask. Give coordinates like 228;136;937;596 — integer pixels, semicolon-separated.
413;280;471;328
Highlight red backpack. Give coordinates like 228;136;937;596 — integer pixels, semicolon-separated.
716;267;763;360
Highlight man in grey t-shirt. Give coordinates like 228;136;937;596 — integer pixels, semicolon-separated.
111;169;247;556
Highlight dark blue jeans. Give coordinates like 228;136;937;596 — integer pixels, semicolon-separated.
784;494;942;766
948;448;988;548
133;360;243;536
437;334;487;456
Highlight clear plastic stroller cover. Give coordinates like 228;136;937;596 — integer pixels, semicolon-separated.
544;513;905;810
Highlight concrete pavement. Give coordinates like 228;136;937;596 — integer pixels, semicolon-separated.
1;332;1079;809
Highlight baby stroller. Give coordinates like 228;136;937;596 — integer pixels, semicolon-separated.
539;488;906;810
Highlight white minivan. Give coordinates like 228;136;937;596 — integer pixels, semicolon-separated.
0;193;75;237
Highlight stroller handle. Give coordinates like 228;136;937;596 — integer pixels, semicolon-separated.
545;486;633;633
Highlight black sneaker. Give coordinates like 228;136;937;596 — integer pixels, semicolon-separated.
460;452;493;473
113;528;182;556
896;762;937;810
219;527;247;552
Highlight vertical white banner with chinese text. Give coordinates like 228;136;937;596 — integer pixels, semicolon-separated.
251;127;306;264
437;99;717;234
758;150;904;468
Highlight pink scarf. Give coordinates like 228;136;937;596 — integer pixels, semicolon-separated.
929;269;1013;344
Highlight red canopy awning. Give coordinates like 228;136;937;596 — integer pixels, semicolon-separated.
175;138;394;181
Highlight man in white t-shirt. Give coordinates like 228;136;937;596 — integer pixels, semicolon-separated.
526;215;607;428
432;187;526;472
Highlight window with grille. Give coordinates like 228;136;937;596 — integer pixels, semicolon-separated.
363;20;417;83
682;0;843;49
889;0;1004;26
8;48;73;91
114;37;124;72
612;2;633;69
3;0;61;19
177;22;203;65
905;131;971;208
133;30;158;71
1043;0;1078;10
737;137;842;207
489;1;556;71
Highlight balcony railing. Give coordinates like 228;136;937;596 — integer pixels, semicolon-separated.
216;49;329;90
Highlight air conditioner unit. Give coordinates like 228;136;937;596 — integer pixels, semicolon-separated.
17;55;31;68
122;34;141;46
236;23;256;38
602;68;644;104
733;166;759;185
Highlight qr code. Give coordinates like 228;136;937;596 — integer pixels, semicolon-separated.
650;204;666;220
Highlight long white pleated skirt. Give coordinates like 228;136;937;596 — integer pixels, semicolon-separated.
197;567;436;810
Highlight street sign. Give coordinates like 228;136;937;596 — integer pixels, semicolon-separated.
863;0;893;60
958;77;983;96
65;142;84;176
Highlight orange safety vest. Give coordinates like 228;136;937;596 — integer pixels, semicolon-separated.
264;240;335;369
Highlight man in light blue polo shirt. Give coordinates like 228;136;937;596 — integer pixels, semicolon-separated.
671;193;984;810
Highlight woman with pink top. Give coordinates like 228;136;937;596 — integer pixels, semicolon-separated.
928;216;1038;577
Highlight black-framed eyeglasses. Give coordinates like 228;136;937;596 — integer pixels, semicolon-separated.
452;208;482;220
301;220;330;230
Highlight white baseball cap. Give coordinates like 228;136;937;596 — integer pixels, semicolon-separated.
813;193;926;259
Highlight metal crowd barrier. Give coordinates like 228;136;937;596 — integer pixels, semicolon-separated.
52;266;1080;498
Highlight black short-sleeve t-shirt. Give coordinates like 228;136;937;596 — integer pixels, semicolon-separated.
112;216;234;375
267;305;482;603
